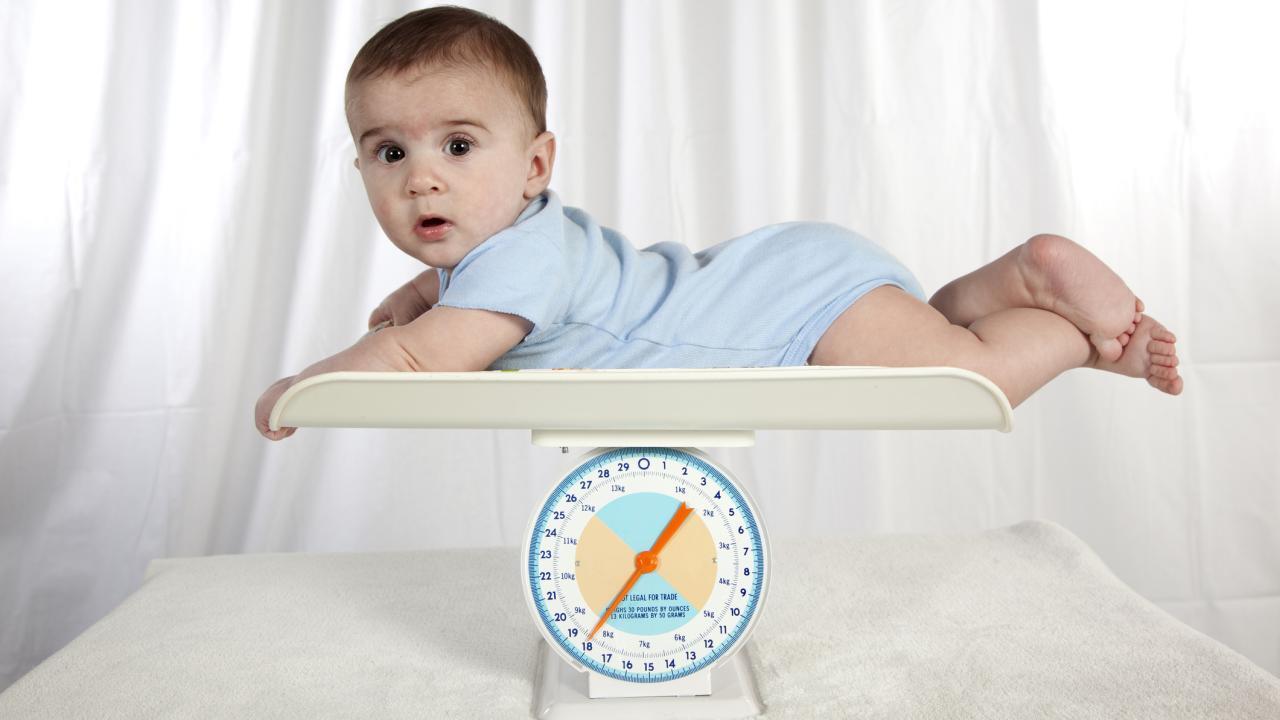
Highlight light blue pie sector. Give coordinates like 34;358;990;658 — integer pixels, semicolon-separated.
604;571;697;636
594;492;681;553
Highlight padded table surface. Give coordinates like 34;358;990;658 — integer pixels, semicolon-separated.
4;521;1278;719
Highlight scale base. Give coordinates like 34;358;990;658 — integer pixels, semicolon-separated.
532;641;764;719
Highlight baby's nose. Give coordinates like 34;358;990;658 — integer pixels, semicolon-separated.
405;162;444;195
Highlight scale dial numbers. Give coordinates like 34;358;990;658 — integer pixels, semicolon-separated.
524;447;768;683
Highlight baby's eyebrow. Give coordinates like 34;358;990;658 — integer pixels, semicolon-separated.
440;118;489;134
357;119;489;146
357;126;390;146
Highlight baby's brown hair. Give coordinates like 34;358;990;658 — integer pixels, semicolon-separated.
346;5;547;136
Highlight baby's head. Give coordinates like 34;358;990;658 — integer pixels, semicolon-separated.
345;6;555;269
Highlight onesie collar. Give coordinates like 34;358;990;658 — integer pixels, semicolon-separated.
437;190;560;292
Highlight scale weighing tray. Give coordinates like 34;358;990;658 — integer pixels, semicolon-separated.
269;366;1014;446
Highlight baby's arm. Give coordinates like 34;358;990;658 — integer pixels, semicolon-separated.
367;269;441;330
254;306;532;440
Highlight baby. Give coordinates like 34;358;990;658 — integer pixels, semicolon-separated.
255;6;1182;441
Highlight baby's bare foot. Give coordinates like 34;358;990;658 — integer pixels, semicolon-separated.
1018;234;1138;362
1115;299;1144;349
1090;315;1183;395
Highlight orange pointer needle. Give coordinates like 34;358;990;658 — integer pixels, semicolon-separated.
588;502;694;640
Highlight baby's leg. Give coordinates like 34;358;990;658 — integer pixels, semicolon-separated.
808;286;1179;407
928;234;1141;361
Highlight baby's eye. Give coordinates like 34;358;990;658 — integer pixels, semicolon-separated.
445;137;473;157
376;144;405;164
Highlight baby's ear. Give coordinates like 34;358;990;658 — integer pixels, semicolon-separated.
524;131;556;199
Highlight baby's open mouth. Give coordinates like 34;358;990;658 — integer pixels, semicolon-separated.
414;215;453;241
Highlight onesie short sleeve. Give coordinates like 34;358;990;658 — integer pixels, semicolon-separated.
434;196;572;342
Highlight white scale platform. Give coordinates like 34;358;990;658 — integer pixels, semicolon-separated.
269;366;1013;446
268;366;1011;719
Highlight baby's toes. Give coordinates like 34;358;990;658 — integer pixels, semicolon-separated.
1150;324;1176;343
1148;338;1176;357
1118;332;1132;347
1151;352;1178;367
1091;333;1124;363
1150;365;1180;381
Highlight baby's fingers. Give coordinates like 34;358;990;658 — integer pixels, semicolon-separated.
364;319;393;337
255;376;298;440
255;409;295;440
368;303;392;330
262;426;297;441
255;407;298;441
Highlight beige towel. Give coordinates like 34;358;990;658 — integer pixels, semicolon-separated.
2;521;1277;718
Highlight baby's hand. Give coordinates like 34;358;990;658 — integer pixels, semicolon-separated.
368;271;438;331
255;375;298;441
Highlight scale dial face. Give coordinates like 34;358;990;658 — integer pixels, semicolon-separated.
523;447;769;683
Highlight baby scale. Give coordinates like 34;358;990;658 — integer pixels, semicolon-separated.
270;366;1012;718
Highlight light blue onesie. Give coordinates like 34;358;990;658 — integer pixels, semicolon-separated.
436;191;924;369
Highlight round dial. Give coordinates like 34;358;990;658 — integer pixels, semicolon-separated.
523;447;769;683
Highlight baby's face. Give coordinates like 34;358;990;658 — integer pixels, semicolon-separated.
347;64;551;269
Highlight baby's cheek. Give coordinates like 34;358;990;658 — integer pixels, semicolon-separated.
371;199;398;231
488;184;530;232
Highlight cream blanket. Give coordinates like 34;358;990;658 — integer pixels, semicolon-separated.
2;521;1277;718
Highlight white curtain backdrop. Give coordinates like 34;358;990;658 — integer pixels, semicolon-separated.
2;0;1278;691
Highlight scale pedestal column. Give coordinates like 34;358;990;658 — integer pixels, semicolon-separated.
533;641;763;719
